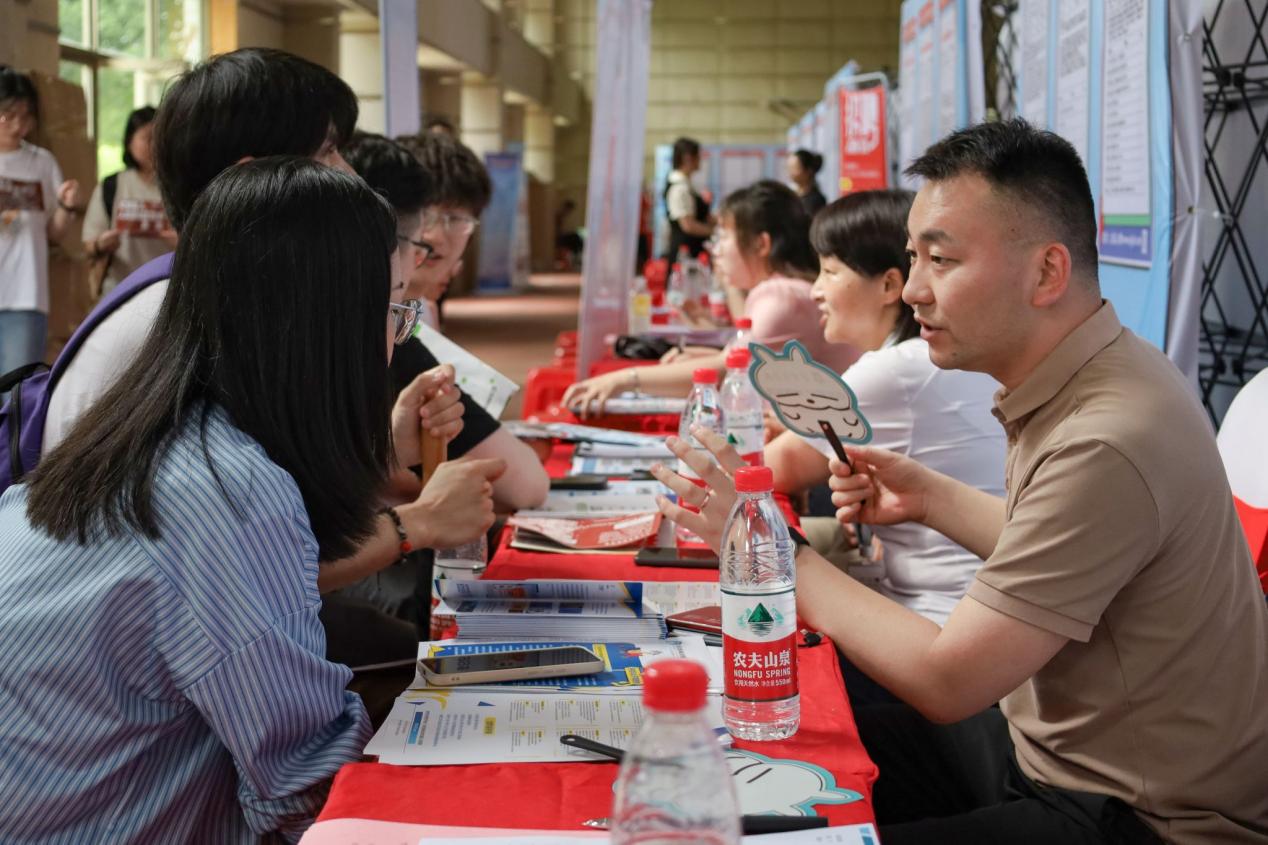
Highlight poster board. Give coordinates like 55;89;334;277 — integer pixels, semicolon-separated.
476;151;530;294
1007;0;1202;376
896;0;986;186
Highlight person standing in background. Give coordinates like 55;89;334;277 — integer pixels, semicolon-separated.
0;66;80;375
82;107;176;297
788;148;827;217
663;136;714;260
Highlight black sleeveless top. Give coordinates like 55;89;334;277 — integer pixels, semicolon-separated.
663;174;710;260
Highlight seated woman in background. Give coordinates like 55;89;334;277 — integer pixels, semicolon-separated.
82;106;176;295
392;130;550;513
765;190;1005;630
563;180;857;416
0;159;469;841
788;148;827;217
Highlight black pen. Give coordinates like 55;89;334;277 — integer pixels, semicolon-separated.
818;420;872;557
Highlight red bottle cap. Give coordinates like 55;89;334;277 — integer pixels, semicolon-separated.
678;245;689;255
734;465;774;493
692;368;718;385
735;317;752;330
726;348;751;369
671;262;682;272
699;253;711;267
643;659;708;712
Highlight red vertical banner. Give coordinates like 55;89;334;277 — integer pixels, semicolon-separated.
838;86;889;194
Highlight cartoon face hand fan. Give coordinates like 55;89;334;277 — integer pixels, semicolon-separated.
747;341;873;446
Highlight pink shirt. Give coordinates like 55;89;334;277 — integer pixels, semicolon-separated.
744;275;859;373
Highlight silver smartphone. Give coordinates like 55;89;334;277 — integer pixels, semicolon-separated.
417;646;605;686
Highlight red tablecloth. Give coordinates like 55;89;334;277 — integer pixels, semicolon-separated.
312;437;878;836
317;641;877;831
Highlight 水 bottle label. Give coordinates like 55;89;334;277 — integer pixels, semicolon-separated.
725;409;765;466
721;588;798;701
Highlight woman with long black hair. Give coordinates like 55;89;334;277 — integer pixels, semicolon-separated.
0;157;487;841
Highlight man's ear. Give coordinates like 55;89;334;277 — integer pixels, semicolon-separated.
1032;242;1072;309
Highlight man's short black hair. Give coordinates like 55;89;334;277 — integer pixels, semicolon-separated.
672;137;701;170
153;48;358;230
0;65;38;121
906;118;1099;283
395;131;491;214
345;131;432;216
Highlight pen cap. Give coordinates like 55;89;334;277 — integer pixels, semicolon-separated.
643;659;709;712
733;465;774;493
692;368;718;385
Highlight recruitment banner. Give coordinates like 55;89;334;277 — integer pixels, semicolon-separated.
838;86;889;195
476;151;529;294
896;0;986;186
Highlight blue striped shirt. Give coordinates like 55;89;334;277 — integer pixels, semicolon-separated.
0;407;370;843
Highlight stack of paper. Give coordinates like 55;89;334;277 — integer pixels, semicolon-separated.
514;480;665;519
507;512;662;555
364;637;725;767
435;580;668;641
504;421;669;447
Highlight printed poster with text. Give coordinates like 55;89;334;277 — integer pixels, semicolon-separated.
838;86;889;194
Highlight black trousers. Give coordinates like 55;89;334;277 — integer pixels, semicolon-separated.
855;704;1162;844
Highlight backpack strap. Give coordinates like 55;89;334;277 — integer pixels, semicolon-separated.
102;172;119;225
48;251;175;387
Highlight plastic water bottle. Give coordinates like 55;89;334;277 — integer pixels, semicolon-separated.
611;660;741;845
720;466;799;741
434;534;488;583
628;275;651;334
704;254;730;325
676;368;724;544
720;348;764;467
666;261;686;314
724;317;753;356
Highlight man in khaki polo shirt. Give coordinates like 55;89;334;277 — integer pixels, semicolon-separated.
654;119;1268;843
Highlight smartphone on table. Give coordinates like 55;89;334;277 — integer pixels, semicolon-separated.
634;546;720;569
417;646;604;686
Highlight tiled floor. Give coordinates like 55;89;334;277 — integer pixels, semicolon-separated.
441;273;582;419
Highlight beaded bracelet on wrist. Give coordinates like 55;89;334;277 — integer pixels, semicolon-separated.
380;507;412;561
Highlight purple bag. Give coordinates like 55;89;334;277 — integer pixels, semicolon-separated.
0;252;175;493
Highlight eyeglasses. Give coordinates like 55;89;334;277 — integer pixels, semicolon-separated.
422;210;480;236
389;299;424;345
397;234;435;268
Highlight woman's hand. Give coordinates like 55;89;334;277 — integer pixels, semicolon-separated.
561;371;630;420
659;344;716;365
650;426;747;552
57;179;81;211
829;445;934;527
391;364;463;469
762;407;786;444
94;229;121;255
398;457;506;549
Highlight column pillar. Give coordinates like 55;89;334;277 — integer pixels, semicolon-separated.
460;72;505;157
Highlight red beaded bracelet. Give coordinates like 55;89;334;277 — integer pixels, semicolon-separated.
380;507;412;556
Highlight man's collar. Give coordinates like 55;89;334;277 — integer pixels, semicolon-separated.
994;301;1123;424
668;169;688;183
